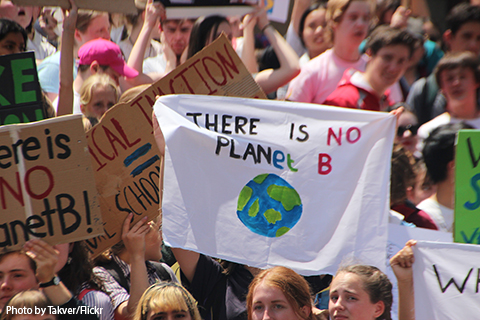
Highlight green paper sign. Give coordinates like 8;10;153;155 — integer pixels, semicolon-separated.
455;130;480;244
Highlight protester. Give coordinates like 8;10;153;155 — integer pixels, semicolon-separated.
0;18;55;119
187;7;300;95
286;0;378;104
1;290;55;320
38;8;111;102
0;18;25;54
417;52;480;143
133;282;202;320
79;73;120;127
390;144;438;230
390;103;420;157
406;3;480;125
94;213;178;320
247;266;314;320
324;25;414;111
0;252;38;312
0;0;56;62
418;123;472;232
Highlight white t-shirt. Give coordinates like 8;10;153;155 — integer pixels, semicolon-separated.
27;31;56;61
417;198;453;232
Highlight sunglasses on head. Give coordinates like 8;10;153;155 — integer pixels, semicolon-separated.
397;124;419;137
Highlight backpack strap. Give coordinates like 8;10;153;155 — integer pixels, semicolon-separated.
78;288;95;301
97;259;130;292
149;261;172;282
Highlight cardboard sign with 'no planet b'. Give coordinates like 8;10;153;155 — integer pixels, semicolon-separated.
0;115;103;252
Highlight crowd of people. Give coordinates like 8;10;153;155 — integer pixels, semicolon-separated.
1;0;480;319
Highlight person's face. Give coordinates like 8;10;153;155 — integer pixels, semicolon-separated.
147;308;192;320
0;32;25;55
395;111;419;154
82;85;117;120
162;20;193;56
446;22;480;55
440;67;479;103
227;15;242;38
333;1;371;47
251;281;306;320
144;220;163;262
77;14;110;46
367;44;410;90
0;0;33;29
302;8;329;58
329;272;384;320
0;253;38;311
12;314;56;320
207;21;232;46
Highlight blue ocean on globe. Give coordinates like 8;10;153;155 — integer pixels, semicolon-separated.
236;173;302;237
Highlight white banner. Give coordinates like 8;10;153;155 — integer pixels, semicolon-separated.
413;241;480;319
155;95;395;275
387;225;452;320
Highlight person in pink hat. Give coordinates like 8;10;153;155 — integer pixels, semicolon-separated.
71;38;140;114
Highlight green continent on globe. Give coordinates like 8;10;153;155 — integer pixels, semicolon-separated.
276;226;290;237
249;199;260;217
267;185;302;211
264;209;282;224
238;186;253;211
253;173;269;184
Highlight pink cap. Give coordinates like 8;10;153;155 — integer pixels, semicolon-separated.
78;38;139;78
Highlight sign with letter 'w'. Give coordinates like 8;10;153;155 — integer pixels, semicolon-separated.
155;95;395;275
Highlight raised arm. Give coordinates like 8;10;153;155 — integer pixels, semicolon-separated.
171;248;200;284
115;213;151;320
390;240;416;320
56;0;77;116
240;13;259;74
254;9;300;95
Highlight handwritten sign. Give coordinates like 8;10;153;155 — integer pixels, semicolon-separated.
155;95;396;275
413;241;480;319
84;34;265;257
12;0;138;14
454;130;480;244
0;52;44;125
0;115;103;252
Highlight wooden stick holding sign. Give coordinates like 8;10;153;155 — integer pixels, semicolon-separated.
84;34;265;257
0;114;103;252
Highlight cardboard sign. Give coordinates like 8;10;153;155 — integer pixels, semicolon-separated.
0;115;103;252
0;52;44;126
12;0;138;14
155;94;396;275
84;34;265;257
455;129;480;244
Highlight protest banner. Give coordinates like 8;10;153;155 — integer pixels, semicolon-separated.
413;241;480;319
84;34;265;257
0;115;103;252
162;0;256;19
386;224;452;320
0;52;44;126
154;94;396;275
454;129;480;244
263;0;290;23
12;0;138;14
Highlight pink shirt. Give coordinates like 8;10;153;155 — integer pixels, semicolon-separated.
286;49;369;104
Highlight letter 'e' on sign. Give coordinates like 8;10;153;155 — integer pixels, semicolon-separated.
0;114;103;252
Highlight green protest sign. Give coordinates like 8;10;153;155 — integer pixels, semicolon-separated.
0;52;44;125
455;129;480;244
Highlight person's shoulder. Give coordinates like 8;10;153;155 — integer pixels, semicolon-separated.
38;51;61;69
